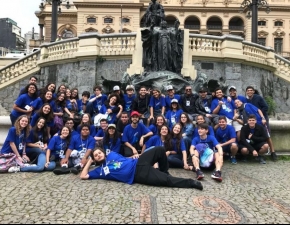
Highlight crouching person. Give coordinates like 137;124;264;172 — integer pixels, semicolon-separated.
53;124;95;175
80;146;203;191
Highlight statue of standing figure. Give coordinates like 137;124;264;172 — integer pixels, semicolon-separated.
144;0;165;27
141;19;184;73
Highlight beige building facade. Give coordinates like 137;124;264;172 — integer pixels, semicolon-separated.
35;0;290;59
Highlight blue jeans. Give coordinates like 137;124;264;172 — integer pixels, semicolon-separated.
20;152;55;172
167;154;184;168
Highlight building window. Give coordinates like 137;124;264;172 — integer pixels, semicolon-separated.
122;18;130;23
258;38;266;46
274;21;283;27
274;38;283;54
258;21;266;26
104;18;113;23
87;18;96;24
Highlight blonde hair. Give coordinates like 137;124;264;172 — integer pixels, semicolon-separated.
14;115;31;138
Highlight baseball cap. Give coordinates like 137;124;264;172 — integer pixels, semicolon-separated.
199;87;208;93
229;86;237;91
113;85;120;91
131;111;140;117
171;99;178;104
126;85;134;90
108;124;116;129
166;85;173;91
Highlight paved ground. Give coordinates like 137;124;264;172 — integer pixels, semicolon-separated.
0;158;290;224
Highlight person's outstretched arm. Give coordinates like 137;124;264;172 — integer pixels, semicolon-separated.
80;158;93;180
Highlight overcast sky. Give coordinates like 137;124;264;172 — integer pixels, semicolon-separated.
0;0;40;36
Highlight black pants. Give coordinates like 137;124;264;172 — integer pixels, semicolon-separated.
134;147;202;190
123;143;142;157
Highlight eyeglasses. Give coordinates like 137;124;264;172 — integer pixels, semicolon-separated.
186;89;192;91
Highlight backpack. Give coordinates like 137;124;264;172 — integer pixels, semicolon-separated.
0;153;24;172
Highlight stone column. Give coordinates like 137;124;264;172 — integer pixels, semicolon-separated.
39;24;44;41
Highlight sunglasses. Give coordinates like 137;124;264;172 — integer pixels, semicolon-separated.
186;89;192;91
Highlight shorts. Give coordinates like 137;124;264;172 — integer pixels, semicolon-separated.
222;143;236;153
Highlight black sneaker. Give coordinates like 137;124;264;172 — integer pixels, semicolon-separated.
191;180;203;191
53;167;70;175
70;165;81;175
211;170;222;182
259;156;266;164
196;169;204;180
271;152;278;161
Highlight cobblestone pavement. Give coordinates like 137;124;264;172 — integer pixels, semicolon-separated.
0;159;290;224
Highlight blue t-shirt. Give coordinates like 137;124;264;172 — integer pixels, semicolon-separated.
171;138;186;153
211;97;234;119
88;151;137;184
99;105;119;124
31;98;53;113
191;135;219;150
77;99;88;114
65;99;78;112
165;109;183;129
1;127;26;154
193;125;215;139
27;130;45;144
103;138;121;153
145;135;164;148
51;101;63;113
123;94;136;113
149;96;166;111
148;124;158;135
243;103;263;125
122;124;151;145
11;94;36;118
68;135;95;151
95;129;105;138
30;113;54;128
76;124;96;137
90;94;108;111
47;135;69;159
165;94;181;111
215;125;236;144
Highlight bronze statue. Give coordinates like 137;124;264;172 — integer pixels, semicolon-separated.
144;0;165;27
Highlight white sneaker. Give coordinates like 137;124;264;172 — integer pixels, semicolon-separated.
23;163;37;167
8;166;20;173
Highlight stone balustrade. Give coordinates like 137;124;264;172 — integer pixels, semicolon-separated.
275;55;290;81
0;51;40;89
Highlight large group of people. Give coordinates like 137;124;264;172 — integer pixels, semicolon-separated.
0;76;278;190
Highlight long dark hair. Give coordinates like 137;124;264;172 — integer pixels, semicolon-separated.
103;127;120;147
36;103;54;122
54;92;66;110
32;117;49;144
158;125;172;151
170;123;183;154
39;90;53;103
59;126;72;150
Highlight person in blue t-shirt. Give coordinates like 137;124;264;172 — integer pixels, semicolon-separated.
77;91;90;115
54;124;96;175
1;115;31;164
193;114;215;138
215;116;238;164
30;103;54;137
189;123;224;182
165;99;183;129
76;113;96;137
103;124;122;154
80;146;203;190
45;126;72;170
122;111;153;157
99;94;123;124
10;84;38;125
165;85;181;112
148;89;166;125
31;90;53;115
85;85;108;119
123;85;136;114
148;115;167;135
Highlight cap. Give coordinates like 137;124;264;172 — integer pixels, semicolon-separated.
171;99;178;104
229;86;237;91
113;85;120;91
131;111;140;117
199;87;208;93
126;85;134;90
166;85;173;91
108;124;116;129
